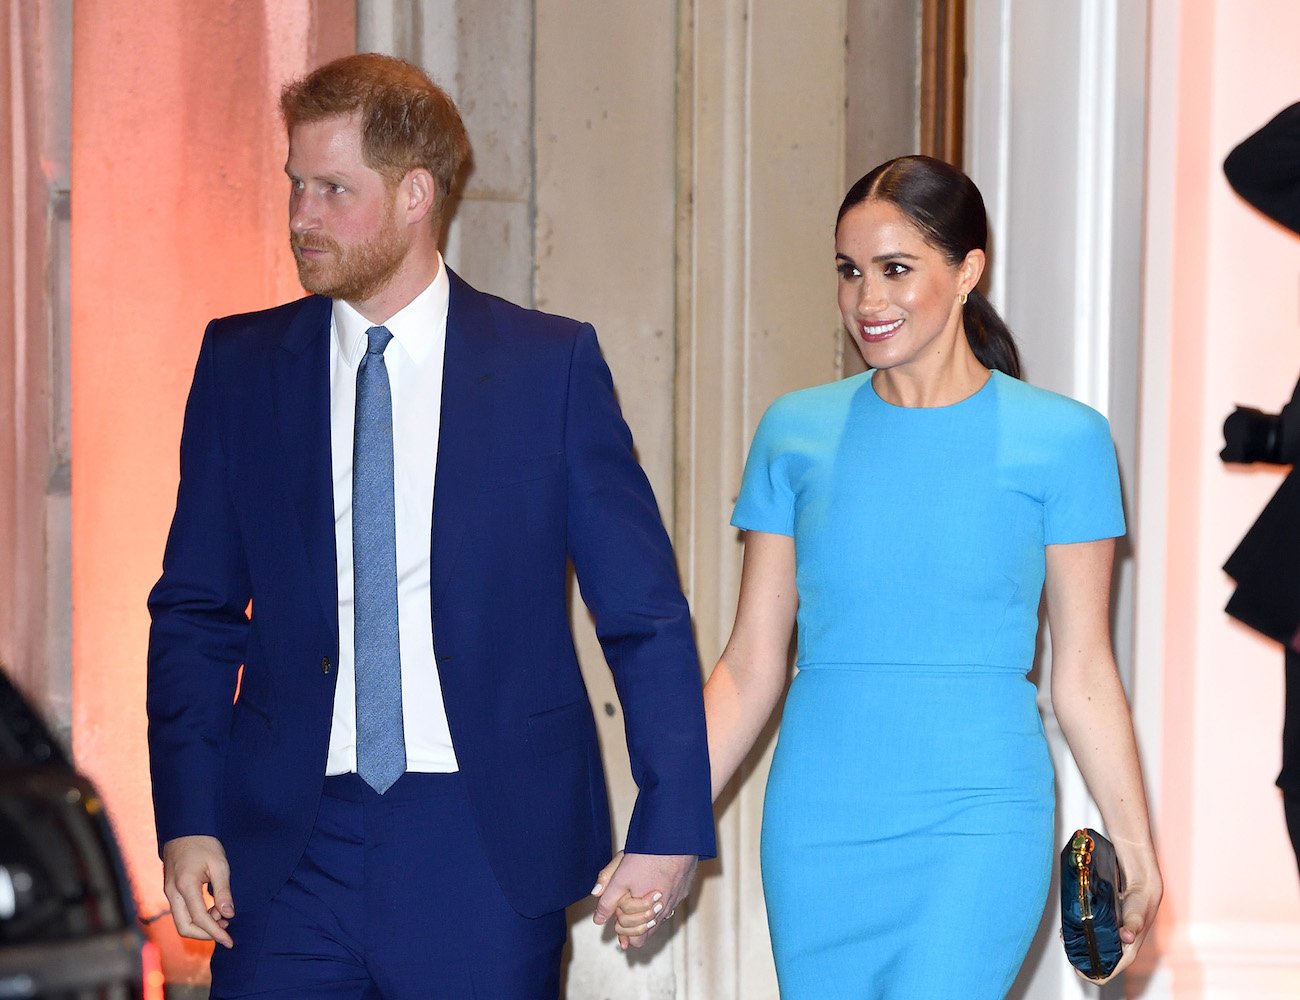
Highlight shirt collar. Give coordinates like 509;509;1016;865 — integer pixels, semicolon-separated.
332;254;449;368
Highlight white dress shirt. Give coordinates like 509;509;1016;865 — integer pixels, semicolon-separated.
325;259;458;774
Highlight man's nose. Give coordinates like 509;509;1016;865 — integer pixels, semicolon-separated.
289;193;317;233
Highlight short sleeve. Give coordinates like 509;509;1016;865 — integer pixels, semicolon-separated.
731;401;797;536
1043;406;1126;544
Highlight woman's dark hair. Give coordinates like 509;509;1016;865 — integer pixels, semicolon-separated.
837;155;1021;379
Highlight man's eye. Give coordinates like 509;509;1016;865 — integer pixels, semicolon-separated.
328;184;346;195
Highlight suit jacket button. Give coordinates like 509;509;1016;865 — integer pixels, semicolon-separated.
322;656;332;674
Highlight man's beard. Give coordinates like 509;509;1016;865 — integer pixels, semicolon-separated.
290;215;408;303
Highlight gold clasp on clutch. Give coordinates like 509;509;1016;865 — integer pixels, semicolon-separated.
1071;829;1094;921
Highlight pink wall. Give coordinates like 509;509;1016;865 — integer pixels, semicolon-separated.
69;2;353;985
0;2;57;700
1196;5;1300;922
1147;0;1300;990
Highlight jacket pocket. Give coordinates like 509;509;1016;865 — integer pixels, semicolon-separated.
526;699;593;757
232;692;273;731
481;452;563;491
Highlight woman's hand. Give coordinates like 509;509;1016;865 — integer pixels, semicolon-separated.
1073;844;1162;986
591;850;669;949
609;889;663;946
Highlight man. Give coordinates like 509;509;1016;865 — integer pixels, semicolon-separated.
1223;100;1300;878
147;53;714;999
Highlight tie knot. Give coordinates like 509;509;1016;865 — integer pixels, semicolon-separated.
365;325;393;355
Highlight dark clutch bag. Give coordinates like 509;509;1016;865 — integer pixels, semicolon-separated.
1060;828;1124;980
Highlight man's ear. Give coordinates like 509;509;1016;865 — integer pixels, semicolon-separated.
400;168;438;227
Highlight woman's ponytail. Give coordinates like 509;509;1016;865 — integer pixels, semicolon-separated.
963;289;1021;379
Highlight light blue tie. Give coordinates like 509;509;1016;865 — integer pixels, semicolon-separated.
353;325;405;794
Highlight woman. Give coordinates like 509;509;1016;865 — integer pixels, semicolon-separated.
598;156;1161;996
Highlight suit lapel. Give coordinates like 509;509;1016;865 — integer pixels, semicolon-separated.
432;269;499;606
272;295;339;643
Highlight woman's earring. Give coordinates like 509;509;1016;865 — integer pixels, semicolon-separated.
958;292;968;305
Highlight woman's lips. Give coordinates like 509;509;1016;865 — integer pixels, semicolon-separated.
859;317;903;342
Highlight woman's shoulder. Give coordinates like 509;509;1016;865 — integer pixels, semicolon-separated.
759;371;871;424
992;372;1112;441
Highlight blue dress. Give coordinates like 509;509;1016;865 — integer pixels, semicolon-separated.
731;370;1125;999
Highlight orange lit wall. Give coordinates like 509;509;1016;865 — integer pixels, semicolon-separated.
1142;0;1300;992
70;2;353;986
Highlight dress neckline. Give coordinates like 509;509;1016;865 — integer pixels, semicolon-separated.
865;369;998;412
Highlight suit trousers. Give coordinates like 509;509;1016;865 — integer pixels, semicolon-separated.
209;772;567;999
1282;648;1300;882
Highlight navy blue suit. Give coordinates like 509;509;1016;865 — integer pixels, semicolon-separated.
147;270;715;989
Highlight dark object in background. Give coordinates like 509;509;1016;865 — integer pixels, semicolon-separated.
1225;472;1300;644
1221;100;1300;884
1221;98;1300;647
1221;386;1300;466
1224;103;1300;235
1060;828;1124;981
0;668;160;1000
1220;101;1300;471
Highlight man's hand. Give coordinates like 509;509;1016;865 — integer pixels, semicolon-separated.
162;835;235;949
592;851;696;949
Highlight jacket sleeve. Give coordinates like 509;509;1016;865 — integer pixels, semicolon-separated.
1224;102;1300;236
563;324;717;860
146;325;252;850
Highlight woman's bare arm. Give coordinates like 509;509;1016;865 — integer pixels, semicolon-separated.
596;530;798;940
1045;537;1162;982
704;530;799;800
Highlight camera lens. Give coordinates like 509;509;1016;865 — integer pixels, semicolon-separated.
1221;406;1284;464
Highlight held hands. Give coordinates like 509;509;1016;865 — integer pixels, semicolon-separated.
162;835;235;949
591;850;696;950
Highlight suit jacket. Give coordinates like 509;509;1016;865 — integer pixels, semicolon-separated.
1224;463;1300;644
147;269;716;922
1224;102;1300;236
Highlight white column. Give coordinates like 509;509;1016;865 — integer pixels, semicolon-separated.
965;2;1148;997
673;2;846;996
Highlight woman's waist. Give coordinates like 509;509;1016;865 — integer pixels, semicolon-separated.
777;667;1050;777
795;659;1030;676
784;662;1043;728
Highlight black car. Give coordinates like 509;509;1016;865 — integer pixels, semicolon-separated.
0;668;160;999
